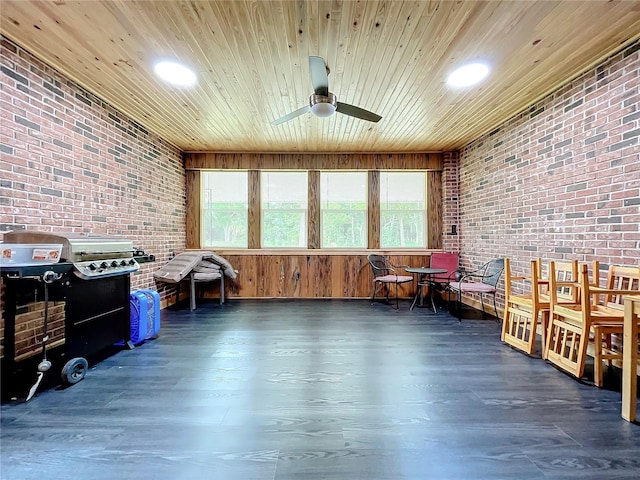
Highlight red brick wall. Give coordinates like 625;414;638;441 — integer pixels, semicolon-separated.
455;41;640;307
442;151;460;254
0;37;186;296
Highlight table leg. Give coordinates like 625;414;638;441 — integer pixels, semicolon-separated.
429;282;437;313
410;274;423;310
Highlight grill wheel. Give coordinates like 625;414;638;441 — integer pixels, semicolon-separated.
61;357;88;385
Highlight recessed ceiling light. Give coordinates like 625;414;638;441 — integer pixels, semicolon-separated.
153;60;197;87
446;63;489;88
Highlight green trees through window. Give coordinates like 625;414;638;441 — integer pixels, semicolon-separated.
202;172;248;247
201;170;427;249
261;172;308;248
380;172;426;248
321;172;367;248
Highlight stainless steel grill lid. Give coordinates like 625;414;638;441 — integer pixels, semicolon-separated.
3;231;139;279
4;231;133;261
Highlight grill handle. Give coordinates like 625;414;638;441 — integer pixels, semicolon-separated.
78;250;134;256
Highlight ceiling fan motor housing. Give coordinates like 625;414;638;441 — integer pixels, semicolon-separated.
310;92;337;117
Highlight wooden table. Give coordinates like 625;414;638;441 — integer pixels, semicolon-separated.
622;295;640;422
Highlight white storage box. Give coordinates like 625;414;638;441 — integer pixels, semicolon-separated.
0;244;63;266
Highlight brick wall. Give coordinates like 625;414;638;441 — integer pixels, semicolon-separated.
1;36;187;357
456;41;640;308
0;36;186;295
13;301;65;361
442;151;460;254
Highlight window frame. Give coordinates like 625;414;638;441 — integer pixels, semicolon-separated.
198;168;435;250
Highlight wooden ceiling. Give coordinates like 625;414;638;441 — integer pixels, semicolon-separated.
2;1;640;153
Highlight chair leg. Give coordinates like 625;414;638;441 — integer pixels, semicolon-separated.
371;281;377;304
501;303;510;341
593;326;604;388
479;293;486;319
540;310;550;354
493;294;498;321
190;273;196;311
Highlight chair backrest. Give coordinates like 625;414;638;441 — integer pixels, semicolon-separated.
601;263;640;310
482;258;505;288
548;260;577;311
549;260;600;312
429;252;459;283
504;258;540;304
540;258;579;304
367;254;392;280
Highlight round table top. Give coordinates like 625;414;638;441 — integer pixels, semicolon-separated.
405;267;448;274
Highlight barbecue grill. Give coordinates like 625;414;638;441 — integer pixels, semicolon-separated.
1;231;140;279
1;231;140;400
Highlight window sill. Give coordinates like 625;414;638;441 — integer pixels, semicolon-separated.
189;248;441;256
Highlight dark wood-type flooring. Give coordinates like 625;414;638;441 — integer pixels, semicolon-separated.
2;299;639;479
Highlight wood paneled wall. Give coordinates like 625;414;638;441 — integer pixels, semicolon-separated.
209;252;433;299
185;170;200;250
427;171;443;248
368;171;381;250
184;152;443;298
184;152;442;170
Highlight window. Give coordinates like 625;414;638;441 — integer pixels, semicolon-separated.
261;171;308;248
320;172;367;248
201;171;248;247
380;171;426;248
198;168;435;250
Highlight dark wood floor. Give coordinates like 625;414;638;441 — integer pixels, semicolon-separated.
2;299;639;479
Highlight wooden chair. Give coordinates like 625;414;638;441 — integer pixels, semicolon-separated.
544;262;640;386
367;254;413;310
501;258;545;355
502;258;580;356
538;259;580;356
449;257;504;320
591;263;640;386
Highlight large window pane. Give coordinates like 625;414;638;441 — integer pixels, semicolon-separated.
201;171;248;247
380;172;426;248
320;172;367;248
261;171;308;247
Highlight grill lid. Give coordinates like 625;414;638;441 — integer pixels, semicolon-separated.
3;231;139;279
3;231;134;262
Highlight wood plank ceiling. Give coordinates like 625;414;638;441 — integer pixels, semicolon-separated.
2;1;640;153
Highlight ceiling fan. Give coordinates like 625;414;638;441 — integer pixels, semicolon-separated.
271;56;382;126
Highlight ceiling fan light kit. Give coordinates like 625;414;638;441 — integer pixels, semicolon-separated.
272;56;381;125
310;93;337;117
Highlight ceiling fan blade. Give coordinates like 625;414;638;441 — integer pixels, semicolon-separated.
309;56;329;97
336;102;382;123
271;105;311;126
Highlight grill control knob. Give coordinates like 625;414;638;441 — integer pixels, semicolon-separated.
88;263;97;271
110;261;118;268
100;262;108;269
120;260;127;267
128;259;136;265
